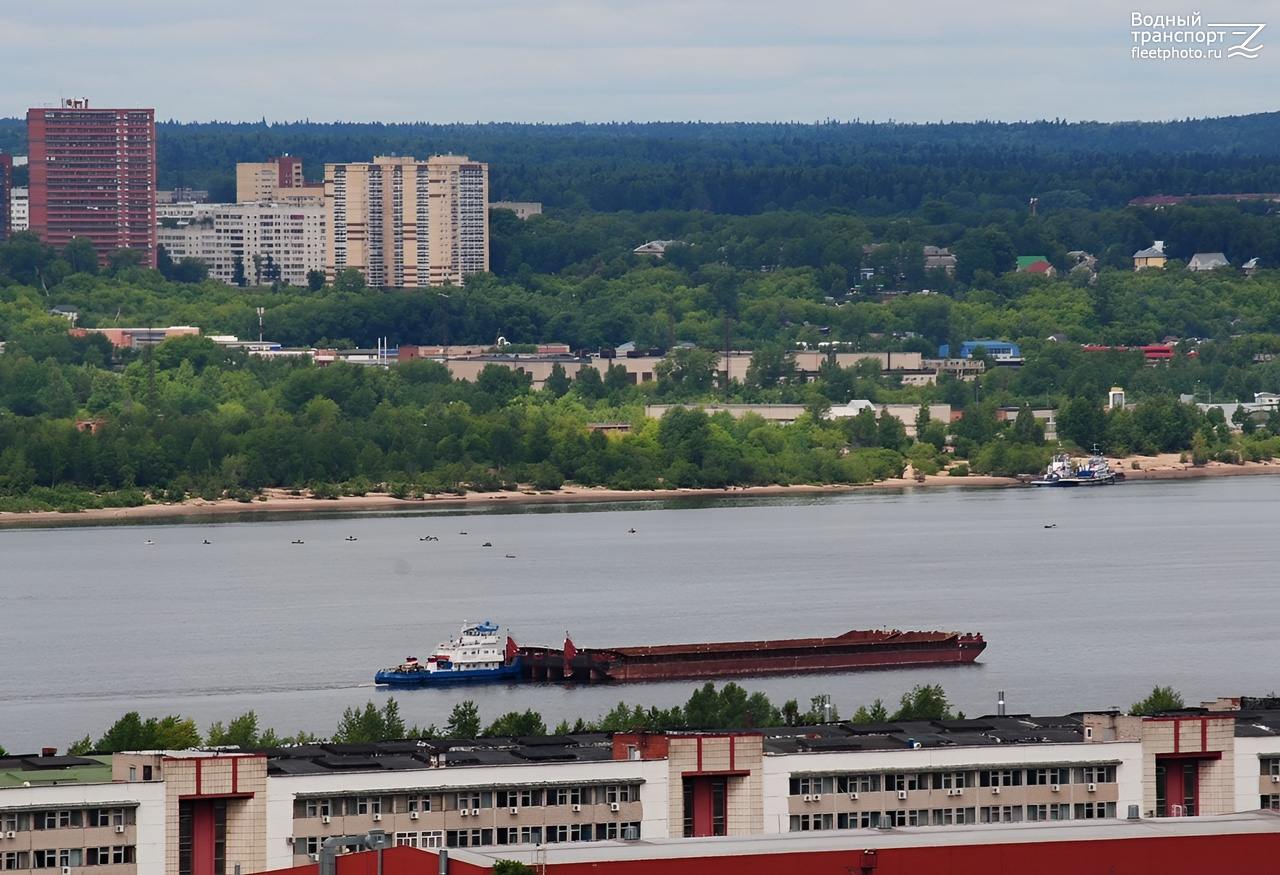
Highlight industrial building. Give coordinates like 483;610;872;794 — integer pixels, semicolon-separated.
3;699;1280;875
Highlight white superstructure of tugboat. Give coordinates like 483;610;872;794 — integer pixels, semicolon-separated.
375;621;522;686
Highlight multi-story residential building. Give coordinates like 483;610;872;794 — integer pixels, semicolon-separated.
236;156;323;207
156;202;324;287
325;155;489;288
5;700;1280;875
0;154;11;241
10;186;29;233
26;99;156;266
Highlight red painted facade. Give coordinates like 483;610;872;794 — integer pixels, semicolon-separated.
26;101;156;266
272;831;1280;875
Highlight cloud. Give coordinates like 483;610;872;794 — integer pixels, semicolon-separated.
1;0;1276;123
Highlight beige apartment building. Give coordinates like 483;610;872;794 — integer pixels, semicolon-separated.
236;156;323;207
325;155;489;288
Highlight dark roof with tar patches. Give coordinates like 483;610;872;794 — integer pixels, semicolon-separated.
264;734;615;777
761;714;1092;755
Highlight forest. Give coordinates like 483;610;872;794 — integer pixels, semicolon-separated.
5;115;1280;507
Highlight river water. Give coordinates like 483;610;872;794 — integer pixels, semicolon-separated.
1;477;1275;752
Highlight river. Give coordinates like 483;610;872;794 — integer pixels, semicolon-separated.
0;476;1274;752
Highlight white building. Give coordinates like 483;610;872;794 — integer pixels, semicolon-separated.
156;202;325;287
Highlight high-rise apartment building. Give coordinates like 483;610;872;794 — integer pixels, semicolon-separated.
325;154;488;288
235;155;323;206
26;99;156;266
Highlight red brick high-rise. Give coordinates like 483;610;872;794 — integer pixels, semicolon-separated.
26;98;156;266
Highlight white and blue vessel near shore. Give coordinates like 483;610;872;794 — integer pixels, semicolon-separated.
1031;446;1125;487
375;621;523;686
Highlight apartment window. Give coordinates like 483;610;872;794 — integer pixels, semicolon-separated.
980;806;1022;824
406;794;432;813
1081;765;1116;784
1026;804;1049;821
304;838;320;856
604;785;634;804
1262;794;1280;810
979;770;1022;788
1027;768;1048;786
394;832;418;847
1263;758;1280;778
1050;767;1072;785
837;775;880;793
455;792;485;811
788;813;833;832
1075;802;1115;819
445;829;491;848
789;776;834;796
938;772;967;789
32;850;58;869
3;853;30;871
570;824;592;842
143;765;153;781
59;850;82;868
546;825;569;843
907;809;928;826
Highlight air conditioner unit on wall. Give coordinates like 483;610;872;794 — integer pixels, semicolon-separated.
115;825;125;834
372;813;382;822
1272;775;1279;784
321;815;330;824
572;804;581;813
1051;784;1060;792
460;809;470;817
802;794;812;802
848;792;858;801
410;811;420;820
991;786;1001;795
897;790;907;800
471;809;479;817
610;803;620;812
1088;783;1097;792
509;807;518;815
813;794;822;802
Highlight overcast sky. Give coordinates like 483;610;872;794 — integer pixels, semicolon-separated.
2;0;1275;124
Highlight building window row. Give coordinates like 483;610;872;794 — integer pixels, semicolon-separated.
297;784;639;820
792;803;1118;832
791;766;1117;797
3;846;133;869
1;809;131;833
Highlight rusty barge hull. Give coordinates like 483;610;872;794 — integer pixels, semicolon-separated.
518;630;985;683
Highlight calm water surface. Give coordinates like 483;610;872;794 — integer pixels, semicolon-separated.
1;477;1275;751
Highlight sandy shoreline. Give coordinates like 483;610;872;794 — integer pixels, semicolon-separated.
1;453;1275;527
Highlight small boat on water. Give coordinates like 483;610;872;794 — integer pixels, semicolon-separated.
1031;446;1124;487
375;621;522;687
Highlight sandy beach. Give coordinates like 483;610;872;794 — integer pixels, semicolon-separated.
0;452;1275;527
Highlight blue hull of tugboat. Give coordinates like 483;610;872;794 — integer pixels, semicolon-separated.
375;657;524;687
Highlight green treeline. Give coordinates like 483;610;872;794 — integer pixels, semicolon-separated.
48;682;960;754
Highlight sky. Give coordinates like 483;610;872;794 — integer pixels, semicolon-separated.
1;0;1276;124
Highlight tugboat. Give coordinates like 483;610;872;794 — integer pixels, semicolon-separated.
1031;446;1124;486
375;621;522;686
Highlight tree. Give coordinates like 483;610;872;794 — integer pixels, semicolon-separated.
306;269;326;292
654;347;720;398
543;362;571;398
1058;396;1107;448
334;267;367;294
493;862;537;875
892;684;954;720
333;699;406;743
445;700;482;738
1010;406;1046;445
952;226;1017;284
207;711;262;747
64;237;99;275
484;710;548;737
1130;686;1185;716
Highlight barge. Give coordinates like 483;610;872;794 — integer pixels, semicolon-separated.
518;628;986;683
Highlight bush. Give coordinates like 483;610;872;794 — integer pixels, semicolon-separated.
948;464;970;477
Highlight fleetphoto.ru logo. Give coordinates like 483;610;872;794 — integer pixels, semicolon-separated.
1131;12;1265;60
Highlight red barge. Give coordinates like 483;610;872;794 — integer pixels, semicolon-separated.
517;629;985;682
